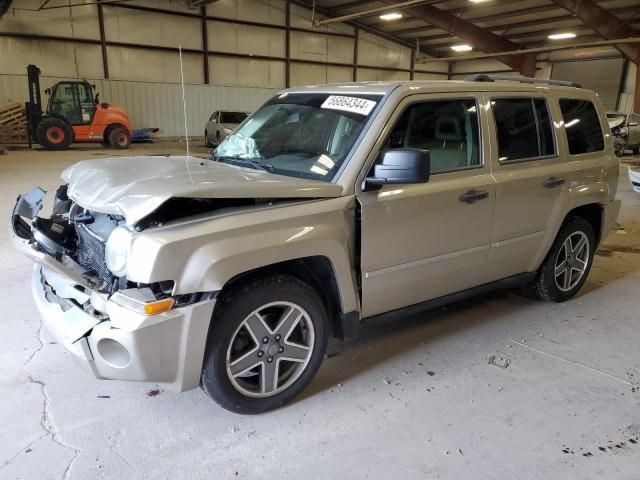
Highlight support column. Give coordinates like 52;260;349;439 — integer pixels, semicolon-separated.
285;0;291;88
201;7;209;84
410;48;415;80
353;27;359;81
97;4;109;79
634;62;640;114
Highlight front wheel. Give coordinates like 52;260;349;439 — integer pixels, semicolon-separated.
36;117;73;150
201;275;328;414
528;217;595;302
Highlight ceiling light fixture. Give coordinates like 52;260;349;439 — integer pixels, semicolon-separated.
469;0;492;3
379;12;403;21
548;32;577;40
451;44;473;52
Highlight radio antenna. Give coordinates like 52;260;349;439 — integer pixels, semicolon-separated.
178;45;190;158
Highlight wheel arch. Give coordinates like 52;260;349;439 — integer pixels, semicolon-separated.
564;203;603;245
217;256;348;339
103;122;129;140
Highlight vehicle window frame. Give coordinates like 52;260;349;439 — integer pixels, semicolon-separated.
373;96;484;177
490;96;558;165
558;97;606;156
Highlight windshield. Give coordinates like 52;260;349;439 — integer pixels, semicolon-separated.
220;112;248;124
214;93;381;181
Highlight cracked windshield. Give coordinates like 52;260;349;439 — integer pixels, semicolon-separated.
214;93;382;181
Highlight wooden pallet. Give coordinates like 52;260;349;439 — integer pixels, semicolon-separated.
0;103;29;145
0;125;28;145
0;103;25;125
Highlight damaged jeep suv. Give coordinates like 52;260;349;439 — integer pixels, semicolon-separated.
12;76;621;414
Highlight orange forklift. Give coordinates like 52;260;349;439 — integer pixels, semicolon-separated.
26;64;132;150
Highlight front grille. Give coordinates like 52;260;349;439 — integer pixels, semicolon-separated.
75;223;113;289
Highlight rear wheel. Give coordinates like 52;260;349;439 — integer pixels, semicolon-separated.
528;217;595;302
108;126;130;149
36;118;73;150
201;275;328;414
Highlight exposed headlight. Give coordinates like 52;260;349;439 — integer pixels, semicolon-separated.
105;226;131;276
223;127;233;135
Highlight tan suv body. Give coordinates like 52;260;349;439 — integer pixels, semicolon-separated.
11;78;620;413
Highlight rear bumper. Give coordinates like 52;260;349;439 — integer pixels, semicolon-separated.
32;265;216;392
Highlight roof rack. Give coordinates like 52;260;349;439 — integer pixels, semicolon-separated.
466;74;581;88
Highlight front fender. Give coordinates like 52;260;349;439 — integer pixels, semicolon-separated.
126;197;359;314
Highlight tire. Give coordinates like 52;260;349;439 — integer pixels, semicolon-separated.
528;217;595;302
201;275;329;414
633;147;640;155
36;117;73;150
107;126;130;149
216;131;220;146
614;144;625;157
205;131;213;148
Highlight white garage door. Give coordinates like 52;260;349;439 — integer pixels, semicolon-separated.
551;58;625;111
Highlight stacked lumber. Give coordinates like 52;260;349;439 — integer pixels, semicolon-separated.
0;103;29;145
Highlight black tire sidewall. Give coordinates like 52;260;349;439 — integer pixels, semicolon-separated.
201;276;329;414
36;118;73;150
539;217;595;302
108;127;130;149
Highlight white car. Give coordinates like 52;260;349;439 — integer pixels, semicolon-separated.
204;110;249;147
630;167;640;194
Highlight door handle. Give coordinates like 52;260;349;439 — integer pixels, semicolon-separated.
459;189;489;204
543;176;565;188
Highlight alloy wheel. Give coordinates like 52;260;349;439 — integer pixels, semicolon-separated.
554;231;589;292
226;301;315;398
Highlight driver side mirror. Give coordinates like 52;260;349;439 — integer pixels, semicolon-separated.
364;149;430;191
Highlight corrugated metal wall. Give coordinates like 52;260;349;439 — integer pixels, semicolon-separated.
0;74;276;137
0;0;452;137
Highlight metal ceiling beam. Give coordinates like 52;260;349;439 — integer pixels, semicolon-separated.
291;0;416;49
415;37;640;63
315;0;438;25
549;0;640;63
380;0;537;75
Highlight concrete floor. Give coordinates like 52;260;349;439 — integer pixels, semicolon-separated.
1;143;639;480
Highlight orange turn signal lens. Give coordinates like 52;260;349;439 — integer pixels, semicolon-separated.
143;298;175;316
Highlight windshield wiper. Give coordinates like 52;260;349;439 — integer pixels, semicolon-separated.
215;156;274;173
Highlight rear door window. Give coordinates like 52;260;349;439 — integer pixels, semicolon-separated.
559;99;604;155
492;98;556;162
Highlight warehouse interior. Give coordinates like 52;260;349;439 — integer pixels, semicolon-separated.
1;0;640;479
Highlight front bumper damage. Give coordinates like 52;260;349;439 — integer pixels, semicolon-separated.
12;188;216;392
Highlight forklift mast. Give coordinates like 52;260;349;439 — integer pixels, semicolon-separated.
25;64;43;140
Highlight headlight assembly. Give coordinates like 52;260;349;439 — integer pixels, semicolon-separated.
224;127;233;135
105;226;131;276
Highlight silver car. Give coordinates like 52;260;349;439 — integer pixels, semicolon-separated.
607;112;640;157
205;110;249;147
11;78;621;414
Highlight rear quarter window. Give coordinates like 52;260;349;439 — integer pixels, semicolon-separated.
559;99;604;155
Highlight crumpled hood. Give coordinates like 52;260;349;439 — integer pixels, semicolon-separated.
608;118;625;129
61;156;343;224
